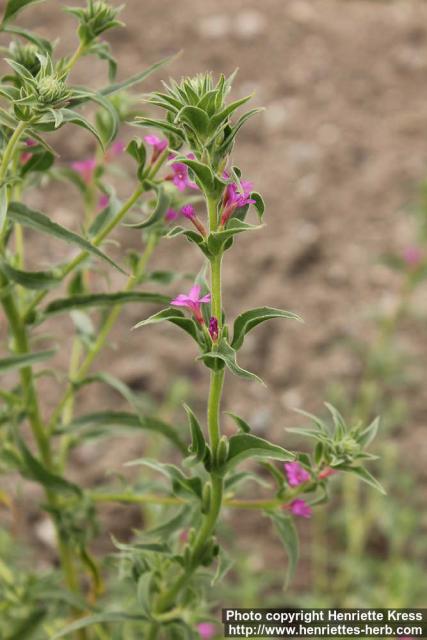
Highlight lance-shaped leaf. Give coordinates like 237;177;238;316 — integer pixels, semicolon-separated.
225;411;251;433
178;105;210;138
2;24;52;53
143;505;193;541
58;411;186;453
36;108;104;148
0;349;56;374
184;404;206;463
133;117;184;139
125;183;170;229
133;307;204;346
357;416;380;448
51;613;147;639
0;261;61;290
207;219;263;255
231;306;303;350
218;108;264;156
223;433;294;472
268;511;299;588
166;225;211;258
251;192;265;220
1;0;46;24
199;338;264;384
43;291;169;318
70;89;119;146
101;54;175;97
126;458;202;499
210;95;253;130
173;157;225;198
338;464;386;495
16;436;82;495
7;202;124;273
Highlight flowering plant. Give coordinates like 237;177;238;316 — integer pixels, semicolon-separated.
0;2;384;639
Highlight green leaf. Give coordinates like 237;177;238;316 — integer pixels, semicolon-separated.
3;608;46;640
231;306;303;351
225;411;251;433
211;547;233;586
43;291;169;317
199;338;263;384
173;157;223;196
51;613;146;639
224;433;294;472
0;185;7;234
210;95;252;129
178;105;210;137
35;109;104;149
1;0;45;24
0;349;55;374
143;505;192;541
268;511;299;588
16;436;82;495
133;117;184;140
2;25;52;53
251;192;265;219
133;307;203;346
7;201;124;273
0;261;60;290
358;416;380;447
184;404;206;463
166;225;210;257
101;55;175;97
126;458;202;499
59;411;186;453
125;184;170;229
207;219;263;255
341;465;386;495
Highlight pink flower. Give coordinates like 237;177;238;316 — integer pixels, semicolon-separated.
318;467;336;480
144;135;168;153
182;204;195;219
284;461;310;487
165;208;179;222
402;246;423;267
98;194;110;209
105;139;125;162
197;623;216;639
209;317;219;342
71;158;97;184
171;284;211;325
287;499;312;519
220;175;255;225
181;204;207;236
20;138;37;164
170;162;198;192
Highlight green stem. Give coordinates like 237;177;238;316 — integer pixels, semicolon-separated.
0;120;27;182
49;232;158;436
210;254;222;328
23;185;145;320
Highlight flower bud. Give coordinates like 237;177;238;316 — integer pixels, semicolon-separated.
214;435;229;468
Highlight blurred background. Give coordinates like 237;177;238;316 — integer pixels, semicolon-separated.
1;0;427;617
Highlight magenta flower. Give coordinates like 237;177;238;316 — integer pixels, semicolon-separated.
288;499;312;519
220;175;255;225
318;466;337;480
197;623;216;639
182;204;195;219
71;158;97;184
20;138;37;164
144;134;168;153
98;194;110;209
403;246;423;267
180;204;207;236
171;284;211;325
209;317;219;342
169;162;198;192
284;461;310;487
165;208;179;222
105;139;125;162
